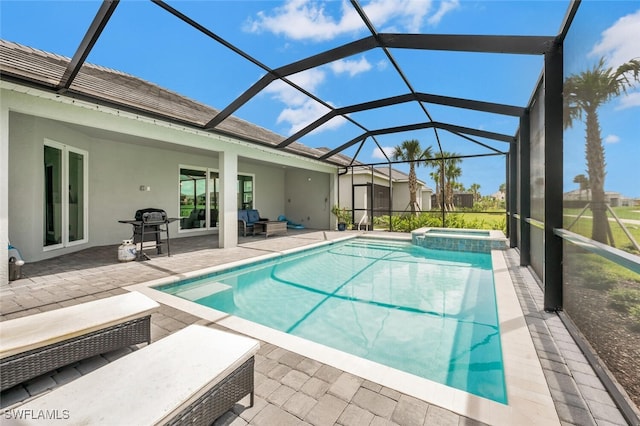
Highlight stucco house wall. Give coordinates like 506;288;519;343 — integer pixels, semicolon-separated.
392;182;426;213
337;171;392;225
421;188;433;211
2;86;335;266
284;168;331;229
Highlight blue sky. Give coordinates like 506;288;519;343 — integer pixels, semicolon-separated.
1;0;638;197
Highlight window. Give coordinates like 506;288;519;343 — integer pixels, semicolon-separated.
179;166;253;230
238;175;253;210
43;140;88;249
180;168;209;230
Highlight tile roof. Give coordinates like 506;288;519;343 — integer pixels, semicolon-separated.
0;39;329;162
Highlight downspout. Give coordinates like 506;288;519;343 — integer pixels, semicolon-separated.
337;166;348;229
440;157;446;227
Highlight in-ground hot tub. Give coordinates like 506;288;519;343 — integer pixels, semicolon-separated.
412;227;508;253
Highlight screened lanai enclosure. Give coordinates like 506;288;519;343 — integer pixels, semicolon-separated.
1;0;639;422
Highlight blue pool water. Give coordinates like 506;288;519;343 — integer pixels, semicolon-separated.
158;238;506;403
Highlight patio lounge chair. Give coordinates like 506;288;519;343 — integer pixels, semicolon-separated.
0;291;159;391
6;325;260;426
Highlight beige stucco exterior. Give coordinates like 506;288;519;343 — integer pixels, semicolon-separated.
1;83;337;279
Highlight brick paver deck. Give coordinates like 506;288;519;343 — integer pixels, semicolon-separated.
0;231;629;425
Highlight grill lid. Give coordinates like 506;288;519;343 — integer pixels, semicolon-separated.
135;208;167;222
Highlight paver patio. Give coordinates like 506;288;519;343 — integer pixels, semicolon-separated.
0;231;629;425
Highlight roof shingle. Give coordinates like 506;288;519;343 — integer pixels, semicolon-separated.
0;39;332;163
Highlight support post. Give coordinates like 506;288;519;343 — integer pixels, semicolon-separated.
0;102;9;284
519;111;531;266
219;151;238;248
508;148;518;248
388;163;392;232
544;43;564;311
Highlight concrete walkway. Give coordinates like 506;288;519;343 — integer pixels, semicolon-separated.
0;231;630;425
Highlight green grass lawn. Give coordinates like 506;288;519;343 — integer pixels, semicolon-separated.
371;207;639;254
564;215;640;254
453;212;507;229
373;211;507;232
564;205;640;221
563;205;640;253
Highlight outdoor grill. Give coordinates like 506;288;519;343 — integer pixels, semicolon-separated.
119;208;176;260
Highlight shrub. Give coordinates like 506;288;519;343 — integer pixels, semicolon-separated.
629;305;640;331
373;212;509;233
570;255;629;291
608;288;640;312
578;268;617;290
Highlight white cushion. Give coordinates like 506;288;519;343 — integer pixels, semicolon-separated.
0;291;159;359
8;325;260;425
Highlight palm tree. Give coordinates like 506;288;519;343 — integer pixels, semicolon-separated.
392;139;433;215
429;171;441;210
572;174;590;200
564;57;640;243
430;152;462;211
445;161;462;210
470;183;481;203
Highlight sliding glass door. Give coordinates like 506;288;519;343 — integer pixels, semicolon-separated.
179;166;253;231
44;141;88;249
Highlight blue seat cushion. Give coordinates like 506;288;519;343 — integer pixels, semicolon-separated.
238;210;249;222
247;210;260;224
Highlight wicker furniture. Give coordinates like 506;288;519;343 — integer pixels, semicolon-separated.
9;325;260;426
252;221;288;238
237;209;268;236
0;291;158;391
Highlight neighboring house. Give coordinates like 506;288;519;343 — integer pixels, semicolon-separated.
421;188;433;212
384;168;432;214
452;192;474;209
563;189;633;207
491;190;506;201
321;149;432;224
1;40;338;274
430;191;474;210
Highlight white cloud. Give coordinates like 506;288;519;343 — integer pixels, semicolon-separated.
245;0;457;42
590;10;640;112
245;0;361;41
376;60;388;71
372;146;395;159
263;68;334;135
329;57;372;76
427;0;460;26
248;1;461;135
589;9;640;69
276;100;334;135
264;68;326;107
615;91;640;110
262;56;370;135
604;134;620;144
362;0;431;33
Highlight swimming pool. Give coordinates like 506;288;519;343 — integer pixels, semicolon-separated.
158;238;506;403
413;227;508;253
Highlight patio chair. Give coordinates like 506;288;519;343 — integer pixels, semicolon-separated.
238;209;268;236
0;291;159;391
6;325;260;425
